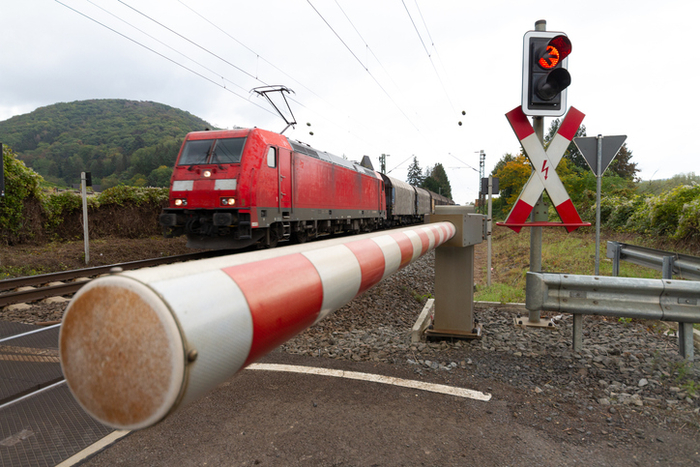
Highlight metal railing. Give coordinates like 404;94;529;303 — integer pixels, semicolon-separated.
606;241;700;280
526;272;700;361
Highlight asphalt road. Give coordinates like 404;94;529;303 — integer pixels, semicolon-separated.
75;349;699;467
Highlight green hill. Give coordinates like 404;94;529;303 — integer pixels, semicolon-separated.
0;99;214;188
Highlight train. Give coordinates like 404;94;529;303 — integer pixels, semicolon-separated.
159;127;454;250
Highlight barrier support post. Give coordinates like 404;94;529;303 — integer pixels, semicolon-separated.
426;206;486;339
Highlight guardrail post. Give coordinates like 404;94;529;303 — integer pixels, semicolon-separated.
679;323;694;360
573;314;583;352
607;241;621;277
662;256;674;280
427;206;486;338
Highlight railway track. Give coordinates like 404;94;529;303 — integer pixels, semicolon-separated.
0;250;222;308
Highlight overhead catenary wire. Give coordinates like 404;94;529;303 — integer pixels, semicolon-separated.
54;0;277;118
59;0;390;159
57;0;451;173
118;0;265;85
85;0;251;98
306;0;422;133
333;0;403;95
177;0;326;104
332;0;429;131
176;0;381;152
401;0;459;115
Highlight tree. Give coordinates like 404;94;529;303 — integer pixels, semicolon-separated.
543;118;587;172
607;143;638;181
148;166;173;187
494;154;531;207
406;156;423;186
421;163;452;199
490;153;516;177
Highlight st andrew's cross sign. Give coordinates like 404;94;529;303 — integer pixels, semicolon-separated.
498;106;590;233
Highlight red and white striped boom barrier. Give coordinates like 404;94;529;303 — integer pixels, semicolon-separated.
59;222;456;430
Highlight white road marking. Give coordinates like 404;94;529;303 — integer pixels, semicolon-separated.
56;430;131;467
247;363;492;402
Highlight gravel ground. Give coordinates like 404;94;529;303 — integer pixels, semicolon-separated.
280;253;700;422
3;250;700;464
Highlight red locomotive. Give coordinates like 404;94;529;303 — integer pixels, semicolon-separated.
159;127;453;250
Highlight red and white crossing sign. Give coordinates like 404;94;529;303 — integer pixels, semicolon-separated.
500;106;590;233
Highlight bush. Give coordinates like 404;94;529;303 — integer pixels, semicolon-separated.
43;190;94;230
0;146;44;244
675;196;700;242
649;185;700;237
97;185;168;206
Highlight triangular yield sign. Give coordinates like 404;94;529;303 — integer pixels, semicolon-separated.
573;135;627;177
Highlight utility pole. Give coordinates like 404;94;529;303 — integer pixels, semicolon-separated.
379;154;389;174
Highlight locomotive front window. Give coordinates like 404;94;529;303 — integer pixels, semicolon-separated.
211;138;245;164
178;137;246;166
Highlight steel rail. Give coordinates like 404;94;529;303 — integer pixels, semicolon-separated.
0;251;221;307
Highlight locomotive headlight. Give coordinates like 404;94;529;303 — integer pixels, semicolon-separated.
174;198;187;206
203;170;212;178
221;197;236;206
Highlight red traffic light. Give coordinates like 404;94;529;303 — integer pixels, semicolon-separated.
537;35;571;70
522;31;572;117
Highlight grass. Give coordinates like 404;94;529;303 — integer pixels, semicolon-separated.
473;227;684;304
474;283;524;304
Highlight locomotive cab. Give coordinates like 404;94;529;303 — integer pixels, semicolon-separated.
159;130;255;248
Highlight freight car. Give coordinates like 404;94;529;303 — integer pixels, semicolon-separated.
159;127;453;250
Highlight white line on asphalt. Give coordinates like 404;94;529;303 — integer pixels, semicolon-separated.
56;430;131;467
247;363;492;401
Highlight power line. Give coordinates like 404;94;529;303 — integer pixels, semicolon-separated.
118;0;264;85
332;0;427;129
306;0;421;133
85;0;250;97
177;0;325;104
401;0;459;115
448;153;478;172
54;0;276;118
333;0;400;90
174;0;384;153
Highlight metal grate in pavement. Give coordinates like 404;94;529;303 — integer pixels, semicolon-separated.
0;382;115;467
0;322;36;340
0;326;62;404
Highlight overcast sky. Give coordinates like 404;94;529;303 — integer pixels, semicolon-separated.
1;0;697;204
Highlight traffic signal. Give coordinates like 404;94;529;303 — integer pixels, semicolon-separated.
521;31;571;117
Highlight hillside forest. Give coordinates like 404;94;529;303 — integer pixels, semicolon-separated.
0;99;212;189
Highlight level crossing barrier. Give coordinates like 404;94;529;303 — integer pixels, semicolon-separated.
59;221;461;430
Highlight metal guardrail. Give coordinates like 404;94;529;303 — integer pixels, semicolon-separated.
526;272;700;361
606;241;700;280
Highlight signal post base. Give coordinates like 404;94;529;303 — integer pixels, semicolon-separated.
425;323;483;341
514;314;557;329
426;206;487;340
